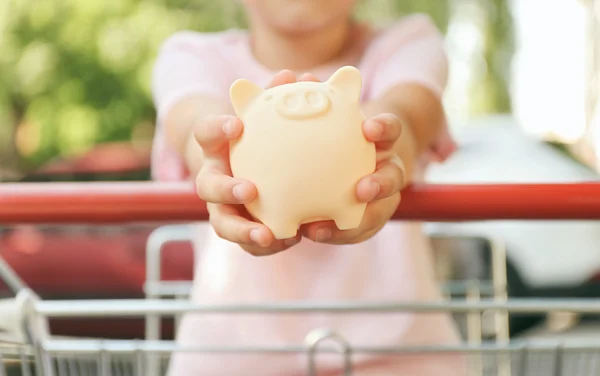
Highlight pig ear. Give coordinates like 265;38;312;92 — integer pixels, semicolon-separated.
327;66;362;103
229;78;264;115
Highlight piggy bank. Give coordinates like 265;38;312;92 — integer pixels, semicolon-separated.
228;66;376;239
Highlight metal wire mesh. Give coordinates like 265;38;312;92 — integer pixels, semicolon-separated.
0;223;598;376
5;338;600;376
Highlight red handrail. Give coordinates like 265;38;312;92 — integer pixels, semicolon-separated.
1;182;600;224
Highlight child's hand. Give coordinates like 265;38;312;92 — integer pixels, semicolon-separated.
300;113;405;244
425;127;457;164
195;70;304;256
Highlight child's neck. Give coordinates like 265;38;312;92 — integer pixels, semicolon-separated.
250;19;357;72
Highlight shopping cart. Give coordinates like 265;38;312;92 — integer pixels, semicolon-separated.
2;181;600;376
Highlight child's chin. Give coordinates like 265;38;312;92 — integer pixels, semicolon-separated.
271;13;337;35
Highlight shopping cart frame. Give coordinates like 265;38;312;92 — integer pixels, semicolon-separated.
5;288;600;376
0;1;598;374
2;181;600;376
143;227;510;342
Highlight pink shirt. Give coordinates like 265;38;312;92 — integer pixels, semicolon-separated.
151;14;464;376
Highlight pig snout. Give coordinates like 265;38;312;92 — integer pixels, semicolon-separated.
275;89;331;120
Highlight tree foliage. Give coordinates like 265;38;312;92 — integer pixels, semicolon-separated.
0;0;513;173
0;0;236;170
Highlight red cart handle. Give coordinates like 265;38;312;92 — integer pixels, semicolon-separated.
1;182;600;224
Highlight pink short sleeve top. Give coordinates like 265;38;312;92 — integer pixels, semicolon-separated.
150;15;464;376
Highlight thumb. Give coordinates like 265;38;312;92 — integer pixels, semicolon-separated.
194;115;243;159
266;70;297;88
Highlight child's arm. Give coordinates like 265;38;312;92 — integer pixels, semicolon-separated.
300;18;452;245
152;35;305;255
163;95;230;178
362;82;446;185
301;89;448;245
300;85;443;245
157;67;306;255
340;83;445;244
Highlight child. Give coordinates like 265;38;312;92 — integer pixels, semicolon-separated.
151;0;465;375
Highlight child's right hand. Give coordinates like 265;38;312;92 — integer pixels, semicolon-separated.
194;70;305;256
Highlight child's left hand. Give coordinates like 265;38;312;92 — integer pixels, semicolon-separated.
300;112;405;245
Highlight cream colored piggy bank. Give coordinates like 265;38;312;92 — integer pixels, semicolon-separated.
229;66;376;239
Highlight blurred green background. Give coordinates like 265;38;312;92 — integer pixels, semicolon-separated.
0;0;512;175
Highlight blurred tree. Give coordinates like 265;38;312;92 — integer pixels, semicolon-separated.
391;0;513;115
470;0;514;114
391;0;451;32
0;0;513;173
0;0;236;171
369;0;513;116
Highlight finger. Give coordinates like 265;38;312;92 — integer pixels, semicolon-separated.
266;70;297;88
194;115;243;158
240;233;303;257
299;72;320;82
363;113;403;151
430;129;458;162
300;220;340;244
300;219;363;245
196;166;257;204
209;204;302;255
356;156;405;202
208;203;274;247
300;195;400;245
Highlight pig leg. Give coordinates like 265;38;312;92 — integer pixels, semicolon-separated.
333;203;368;231
246;199;300;240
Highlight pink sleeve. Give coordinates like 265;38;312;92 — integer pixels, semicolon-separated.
369;15;449;100
150;32;229;181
